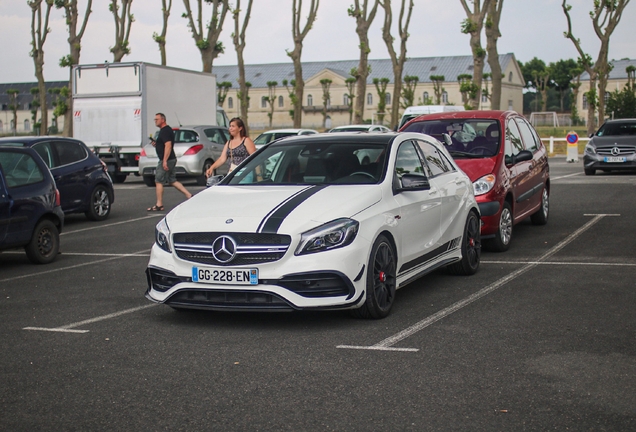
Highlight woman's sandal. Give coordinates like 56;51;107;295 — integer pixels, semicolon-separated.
147;205;164;212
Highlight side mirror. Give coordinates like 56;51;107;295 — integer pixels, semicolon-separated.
396;173;431;193
442;133;453;146
514;150;533;164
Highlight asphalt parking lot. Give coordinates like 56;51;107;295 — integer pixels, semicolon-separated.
1;157;635;431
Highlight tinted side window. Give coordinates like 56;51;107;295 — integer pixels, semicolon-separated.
174;130;199;143
395;142;427;178
515;118;539;152
205;128;227;144
415;140;450;177
32;141;55;168
506;120;524;157
56;141;87;166
0;152;44;187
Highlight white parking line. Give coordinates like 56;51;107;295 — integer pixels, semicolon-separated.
23;304;156;334
551;172;583;180
482;260;636;266
0;249;150;283
61;215;163;236
337;214;617;352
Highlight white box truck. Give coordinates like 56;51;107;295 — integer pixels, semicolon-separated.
72;62;220;183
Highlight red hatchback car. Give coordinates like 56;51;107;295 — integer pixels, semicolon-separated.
401;110;549;251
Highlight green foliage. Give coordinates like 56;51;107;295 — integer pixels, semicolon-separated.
373;77;390;122
461;18;477;34
605;86;636;119
401;75;419;109
217;81;232;105
59;54;73;68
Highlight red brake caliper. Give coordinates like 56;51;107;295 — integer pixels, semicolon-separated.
378;271;387;283
468;237;475;247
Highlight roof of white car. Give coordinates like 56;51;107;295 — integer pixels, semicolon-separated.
259;129;318;134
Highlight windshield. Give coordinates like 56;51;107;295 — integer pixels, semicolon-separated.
254;132;297;146
225;141;388;186
596;121;636;137
402;119;500;157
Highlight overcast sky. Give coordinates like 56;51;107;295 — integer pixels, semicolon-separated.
0;0;634;83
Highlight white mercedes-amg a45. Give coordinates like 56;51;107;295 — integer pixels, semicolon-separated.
145;132;481;318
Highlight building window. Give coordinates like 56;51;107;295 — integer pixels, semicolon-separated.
423;91;429;102
307;94;313;106
508;100;513;110
605;91;610;104
343;94;349;105
442;91;448;104
385;93;391;105
10;120;15;131
482;93;488;103
24;119;30;131
261;96;268;108
508;72;513;82
367;93;373;105
228;97;233;109
278;95;284;107
582;94;588;110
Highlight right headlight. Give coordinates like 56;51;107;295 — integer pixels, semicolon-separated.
295;218;359;256
155;218;172;253
473;174;496;196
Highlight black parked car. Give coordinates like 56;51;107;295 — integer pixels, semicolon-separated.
0;137;114;220
0;147;64;264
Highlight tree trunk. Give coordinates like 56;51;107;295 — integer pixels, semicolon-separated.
351;0;379;124
587;75;597;135
485;0;502;110
469;32;485;109
291;52;304;128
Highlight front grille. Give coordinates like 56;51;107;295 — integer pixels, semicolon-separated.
167;289;294;310
173;232;292;266
596;145;636;156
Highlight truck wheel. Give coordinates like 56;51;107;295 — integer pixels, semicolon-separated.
112;174;127;184
25;219;59;264
85;185;112;221
143;176;156;187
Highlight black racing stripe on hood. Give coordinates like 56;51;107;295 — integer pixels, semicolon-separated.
258;185;328;234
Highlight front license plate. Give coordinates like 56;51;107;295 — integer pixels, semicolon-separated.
192;267;258;285
604;156;626;163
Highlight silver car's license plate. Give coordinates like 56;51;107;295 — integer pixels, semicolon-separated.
192;267;258;285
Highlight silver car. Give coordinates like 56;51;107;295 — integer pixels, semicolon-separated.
139;125;230;186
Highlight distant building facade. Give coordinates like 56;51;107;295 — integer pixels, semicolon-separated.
0;81;67;135
212;53;524;130
578;58;636;124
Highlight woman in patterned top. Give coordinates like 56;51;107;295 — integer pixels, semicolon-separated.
206;117;257;176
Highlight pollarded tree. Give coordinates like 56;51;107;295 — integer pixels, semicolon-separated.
55;0;92;136
232;0;254;133
380;0;414;129
562;0;631;135
485;0;503;110
109;0;134;62
7;89;19;134
482;72;491;105
265;81;278;128
373;77;390;124
320;78;332;129
459;0;492;109
153;0;171;66
349;0;380;124
430;75;445;104
282;79;297;122
217;81;232;106
29;0;53;135
288;0;320;128
182;0;230;73
400;75;418;108
458;74;478;109
345;76;356;124
30;87;40;132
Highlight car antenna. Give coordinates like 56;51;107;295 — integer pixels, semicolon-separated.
174;112;182;127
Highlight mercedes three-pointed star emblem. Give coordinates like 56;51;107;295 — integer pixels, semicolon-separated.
211;235;237;263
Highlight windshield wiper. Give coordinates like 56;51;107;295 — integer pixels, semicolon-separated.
448;150;482;158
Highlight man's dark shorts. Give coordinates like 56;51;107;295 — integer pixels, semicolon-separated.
155;159;177;185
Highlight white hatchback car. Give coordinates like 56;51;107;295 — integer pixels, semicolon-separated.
145;132;481;318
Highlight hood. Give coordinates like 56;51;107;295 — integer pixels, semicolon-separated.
590;136;636;147
454;158;497;182
166;184;382;235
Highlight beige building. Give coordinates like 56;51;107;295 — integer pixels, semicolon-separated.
577;58;636;124
212;53;524;131
0;81;67;135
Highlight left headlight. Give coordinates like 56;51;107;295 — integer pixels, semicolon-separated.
585;143;596;155
295;218;359;256
155;218;172;253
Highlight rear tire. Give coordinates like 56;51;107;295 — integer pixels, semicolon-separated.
484;201;512;252
85;185;112;221
196;160;214;186
584;168;595;176
530;187;549;226
112;174;127;183
447;211;481;275
24;219;59;264
143;175;156;187
351;235;397;319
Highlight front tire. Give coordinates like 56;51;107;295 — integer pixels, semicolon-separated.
484;201;512;252
351;235;397;319
85;185;112;221
447;211;481;275
112;174;127;184
584;168;596;176
24;219;59;264
530;186;549;225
